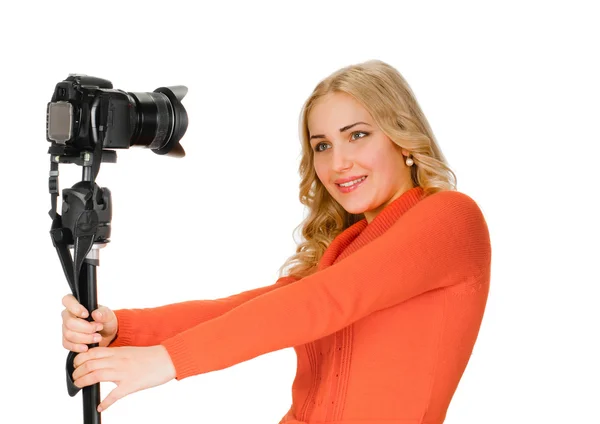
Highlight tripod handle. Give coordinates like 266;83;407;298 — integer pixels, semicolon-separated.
65;258;102;423
65;336;99;396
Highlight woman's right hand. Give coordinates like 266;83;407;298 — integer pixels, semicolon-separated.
61;294;119;352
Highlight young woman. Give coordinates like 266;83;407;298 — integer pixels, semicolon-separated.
61;59;491;423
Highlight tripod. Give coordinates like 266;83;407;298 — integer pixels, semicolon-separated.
49;145;116;424
47;75;188;422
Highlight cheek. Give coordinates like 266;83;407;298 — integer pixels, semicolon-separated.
356;149;383;173
313;159;329;182
363;149;399;181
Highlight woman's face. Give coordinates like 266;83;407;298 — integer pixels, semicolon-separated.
307;91;414;223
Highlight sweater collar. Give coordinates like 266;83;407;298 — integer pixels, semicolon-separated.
319;186;426;270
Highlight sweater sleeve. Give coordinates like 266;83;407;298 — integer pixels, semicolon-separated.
108;275;299;347
160;191;492;380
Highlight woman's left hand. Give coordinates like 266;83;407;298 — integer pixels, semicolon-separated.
72;345;177;413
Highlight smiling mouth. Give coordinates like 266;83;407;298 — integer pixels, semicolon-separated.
335;176;368;194
336;176;367;187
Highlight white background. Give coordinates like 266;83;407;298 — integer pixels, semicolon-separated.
1;1;598;423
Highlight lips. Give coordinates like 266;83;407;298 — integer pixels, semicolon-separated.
335;175;367;185
335;176;367;193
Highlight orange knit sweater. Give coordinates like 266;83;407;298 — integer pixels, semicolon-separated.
110;186;492;424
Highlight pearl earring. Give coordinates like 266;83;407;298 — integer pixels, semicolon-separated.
405;155;414;166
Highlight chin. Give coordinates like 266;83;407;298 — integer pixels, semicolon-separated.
330;190;370;214
338;201;370;215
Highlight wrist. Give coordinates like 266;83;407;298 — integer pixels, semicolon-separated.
157;345;177;380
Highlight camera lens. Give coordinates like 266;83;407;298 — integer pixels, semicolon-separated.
128;86;188;157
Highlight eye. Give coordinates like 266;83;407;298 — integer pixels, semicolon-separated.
313;131;369;153
314;142;327;152
351;131;368;140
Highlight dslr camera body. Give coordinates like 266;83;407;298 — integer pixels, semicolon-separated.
46;74;188;159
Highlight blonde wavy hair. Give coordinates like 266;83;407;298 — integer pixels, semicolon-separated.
277;59;457;280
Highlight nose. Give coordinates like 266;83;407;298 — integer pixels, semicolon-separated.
332;145;353;172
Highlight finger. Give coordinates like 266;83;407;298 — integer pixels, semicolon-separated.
98;385;129;413
73;347;114;368
63;311;103;333
63;324;103;345
72;356;116;381
73;368;119;389
62;294;88;318
62;338;89;353
91;305;111;323
72;357;98;381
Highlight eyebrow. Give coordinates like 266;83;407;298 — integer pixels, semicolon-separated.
309;121;371;141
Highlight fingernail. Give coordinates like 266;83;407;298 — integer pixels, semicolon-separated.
94;334;102;342
80;309;88;318
98;406;103;413
96;312;103;319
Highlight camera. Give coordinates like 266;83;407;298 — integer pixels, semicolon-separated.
46;74;188;158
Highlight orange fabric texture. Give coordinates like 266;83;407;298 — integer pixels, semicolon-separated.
110;186;492;424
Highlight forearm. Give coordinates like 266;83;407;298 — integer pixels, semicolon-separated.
109;275;298;347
